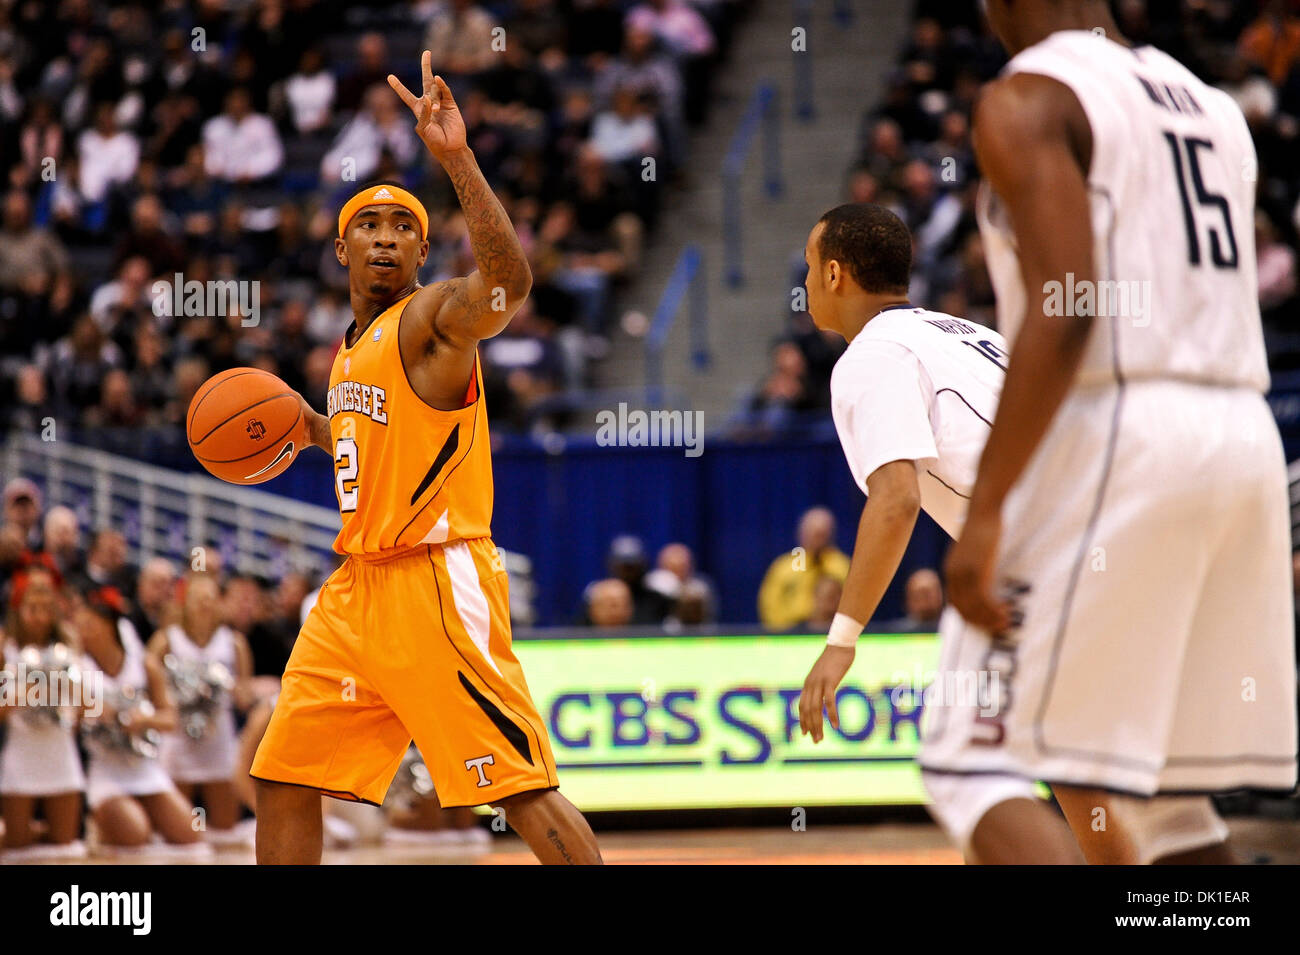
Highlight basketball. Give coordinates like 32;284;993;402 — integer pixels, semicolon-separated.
187;368;306;485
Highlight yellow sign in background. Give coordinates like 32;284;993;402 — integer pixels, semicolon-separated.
513;633;941;811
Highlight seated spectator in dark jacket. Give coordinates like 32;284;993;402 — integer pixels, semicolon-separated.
69;528;135;598
244;572;310;679
0;189;69;292
480;299;567;429
3;479;42;549
165;145;229;245
882;568;944;633
8;365;58;436
113;193;187;276
606;535;671;624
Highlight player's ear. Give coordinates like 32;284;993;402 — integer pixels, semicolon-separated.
417;238;429;268
825;258;841;291
334;236;348;267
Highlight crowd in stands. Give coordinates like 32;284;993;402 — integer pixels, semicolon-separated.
752;505;941;633
578;532;719;627
574;506;944;633
737;0;1300;435
0;0;747;445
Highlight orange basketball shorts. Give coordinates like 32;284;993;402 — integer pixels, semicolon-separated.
251;538;558;808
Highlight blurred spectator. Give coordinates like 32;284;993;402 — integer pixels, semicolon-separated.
597;24;685;166
589;85;659;164
858;118;909;194
48;315;124;415
0;189;69;291
883;568;944;633
131;556;178;642
0;525;26;588
758;507;850;630
586;577;634;627
480;298;566;428
625;0;715;124
1218;53;1278;126
645;542;716;622
583;535;670;625
3;479;43;549
1257;210;1297;323
506;0;569;61
40;506;82;578
666;578;712;628
112;194;186;276
800;574;844;633
283;48;337;136
337;33;392;112
71;528;134;596
1239;0;1300;85
201;88;283;185
76;103;140;204
8;365;57;434
244;572;310;678
321;84;420;186
18;99;65;182
88;256;154;335
733;340;822;437
425;0;501;77
536;197;624;334
84;368;145;428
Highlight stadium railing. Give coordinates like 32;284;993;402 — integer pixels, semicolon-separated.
645;243;710;404
722;80;784;288
4;433;341;581
3;433;542;620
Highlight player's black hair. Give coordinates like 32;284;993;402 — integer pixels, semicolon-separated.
815;203;912;293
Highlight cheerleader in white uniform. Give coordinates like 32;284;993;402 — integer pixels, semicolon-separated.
75;586;202;851
148;572;252;840
0;567;86;855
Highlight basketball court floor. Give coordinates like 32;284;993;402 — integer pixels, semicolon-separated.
15;816;1297;865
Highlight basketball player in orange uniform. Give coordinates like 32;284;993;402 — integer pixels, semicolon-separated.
250;53;602;864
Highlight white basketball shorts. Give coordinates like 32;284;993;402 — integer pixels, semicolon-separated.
920;380;1298;795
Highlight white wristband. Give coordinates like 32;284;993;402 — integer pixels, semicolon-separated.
826;612;864;648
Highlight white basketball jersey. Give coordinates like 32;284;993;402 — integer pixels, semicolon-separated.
978;30;1268;392
831;305;1006;538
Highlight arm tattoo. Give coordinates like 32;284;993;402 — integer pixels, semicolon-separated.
441;149;530;300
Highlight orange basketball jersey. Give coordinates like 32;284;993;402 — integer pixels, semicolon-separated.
326;291;493;554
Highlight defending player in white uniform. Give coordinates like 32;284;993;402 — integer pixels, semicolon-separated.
796;203;1073;864
934;2;1297;863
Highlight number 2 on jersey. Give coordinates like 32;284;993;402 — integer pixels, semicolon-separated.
335;436;359;512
